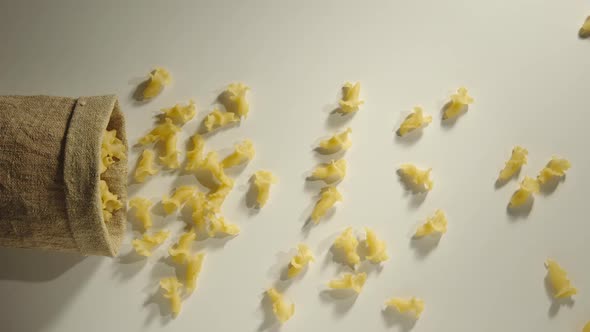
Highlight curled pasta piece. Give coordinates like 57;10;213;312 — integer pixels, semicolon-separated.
414;209;447;237
509;176;539;207
139;118;180;146
328;272;367;293
338;82;364;114
221;140;255;169
311;159;347;184
159;131;180;169
537;157;571;185
225;83;250;118
333;227;360;267
399;164;433;192
318;128;352;153
160;277;182;317
99;180;122;222
545;259;578;299
143;67;171;100
498;146;528;182
100;129;126;174
385;297;424;319
134;149;159;183
187;192;208;233
168;230;196;264
185;134;205;171
128;197;153;230
207;214;240;237
132;230;170;257
197;151;227;183
252;170;278;208
266;288;294;323
206;178;235;213
204;108;239;133
444;87;474;120
287;244;315;278
311;186;342;223
397;107;432;136
162;186;196;214
365;228;388;263
162;100;196;125
186;253;205;292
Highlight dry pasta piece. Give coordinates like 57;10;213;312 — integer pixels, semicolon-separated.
186;253;205;292
365;228;388;263
134;149;159;183
225;83;250;118
329;272;367;293
266;288;294;323
385;297;425;319
580;16;590;38
537;157;571;185
168;230;196;264
132;230;170;257
159;131;180;169
196;151;226;182
399;164;433;191
252;170;278;208
333;227;360;267
444;87;474;120
160;277;182;317
99;180;123;222
221;140;255;169
162;100;196;125
128;197;153;231
318;128;352;153
204;108;239;133
207;214;240;237
415;209;448;237
287;244;315;278
139;118;180;146
162;186;196;215
498;146;528;182
509;176;539;207
584;321;590;332
338;82;364;114
100;129;126;174
185;134;205;171
311;159;347;184
143;67;171;100
311;186;342;223
187;192;208;233
206;178;235;213
397;107;432;136
545;259;578;299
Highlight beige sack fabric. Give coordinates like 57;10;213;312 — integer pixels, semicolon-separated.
0;95;127;257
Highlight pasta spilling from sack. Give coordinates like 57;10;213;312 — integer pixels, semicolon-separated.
168;230;196;264
99;180;123;222
160;277;182;317
545;259;578;299
186;253;205;292
537;157;571;184
204;108;239;133
225;83;250;118
132;230;170;257
221;140;255;169
288;244;315;278
139;118;180;146
185;134;205;171
399;164;433;192
318;128;352;153
207;215;240;237
397;107;432;136
162;186;197;214
311;186;343;223
252;170;278;208
385;297;425;319
580;16;590;38
338;82;364;114
311;159;347;184
365;228;389;263
333;227;360;267
143;67;171;100
415;209;448;237
128;197;153;231
100;129;126;174
498;146;528;181
444;87;474;120
134;149;159;183
266;288;294;323
329;272;367;293
162;100;196;125
509;176;539;207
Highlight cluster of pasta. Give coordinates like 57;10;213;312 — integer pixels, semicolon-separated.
99;129;126;222
202;83;250;133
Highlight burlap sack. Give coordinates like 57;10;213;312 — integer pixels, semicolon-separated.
0;95;127;257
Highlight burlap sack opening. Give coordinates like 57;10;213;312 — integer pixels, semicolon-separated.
0;95;127;257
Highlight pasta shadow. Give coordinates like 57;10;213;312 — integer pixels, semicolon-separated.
319;289;358;316
394;128;423;146
257;291;280;332
506;199;533;220
544;275;575;317
381;307;417;331
539;176;565;196
409;235;441;259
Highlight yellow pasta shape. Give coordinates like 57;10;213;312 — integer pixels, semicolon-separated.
168;230;196;264
584;321;590;332
159;131;180;169
580;16;590;38
288;244;315;278
311;186;342;223
444;87;474;120
415;209;448;237
545;259;578;299
138;118;180;146
186;253;205;292
365;228;388;263
204;108;239;133
134;149;159;183
509;176;540;207
162;186;196;215
397;107;432;136
99;180;123;222
311;159;347;184
132;230;170;257
498;146;528;181
318;128;352;153
399;164;433;191
338;82;364;114
207;214;240;237
100;129;126;174
537;156;571;184
333;227;360;267
143;67;171;100
128;197;153;231
185;134;205;171
329;272;367;293
160;277;182;317
221;139;255;169
266;288;294;323
253;170;278;208
196;151;225;181
187;192;208;233
225;82;250;118
385;297;425;319
161;100;196;125
206;178;235;213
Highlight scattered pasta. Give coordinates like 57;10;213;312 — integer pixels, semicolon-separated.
328;272;367;293
132;230;170;257
185;134;205;171
186;253;205;292
545;259;578;299
444;87;474;120
221;140;255;169
207;214;240;237
397;107;432;136
128;197;153;231
266;288;295;323
225;83;250;118
100;129;126;174
143;67;171;100
311;159;347;184
415;209;448;237
509;176;539;207
318;128;352;153
134;149;159;183
399;164;433;192
537;157;571;185
333;227;360;267
160;277;182;317
162;100;196;125
287;244;315;278
162;186;196;214
168;230;196;264
311;186;343;223
138;118;180;146
204;108;239;133
252;170;278;208
498;146;528;182
364;228;388;263
338;82;364;114
385;297;425;319
580;16;590;38
99;179;123;222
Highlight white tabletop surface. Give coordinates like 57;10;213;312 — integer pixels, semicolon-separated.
1;1;590;331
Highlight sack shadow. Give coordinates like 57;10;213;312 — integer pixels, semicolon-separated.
319;289;359;318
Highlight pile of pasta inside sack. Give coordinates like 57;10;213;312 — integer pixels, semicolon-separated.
106;66;585;330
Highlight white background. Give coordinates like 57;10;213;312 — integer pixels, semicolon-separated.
1;0;589;331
